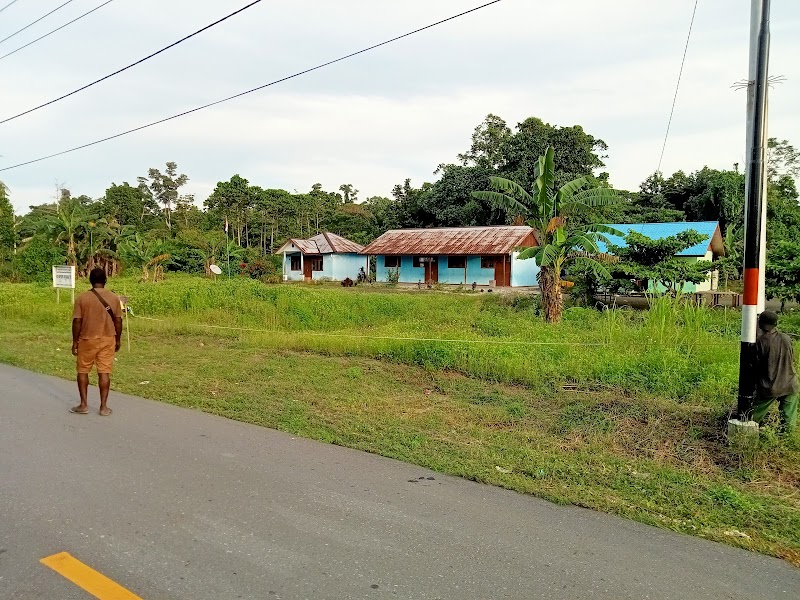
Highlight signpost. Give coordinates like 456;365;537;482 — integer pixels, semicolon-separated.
52;265;76;304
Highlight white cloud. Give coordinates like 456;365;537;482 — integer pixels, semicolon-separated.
1;0;799;213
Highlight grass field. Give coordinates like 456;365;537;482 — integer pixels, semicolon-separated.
1;275;798;564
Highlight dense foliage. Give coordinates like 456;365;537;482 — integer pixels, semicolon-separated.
1;118;798;300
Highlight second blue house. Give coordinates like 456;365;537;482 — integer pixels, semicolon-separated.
360;225;540;287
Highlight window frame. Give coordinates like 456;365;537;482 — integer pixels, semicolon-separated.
309;256;324;272
384;256;400;268
480;256;496;269
447;256;466;269
290;255;302;271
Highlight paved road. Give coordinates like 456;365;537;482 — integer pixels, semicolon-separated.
0;364;797;599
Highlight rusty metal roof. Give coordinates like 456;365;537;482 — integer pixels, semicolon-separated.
274;232;364;255
360;226;536;256
314;232;364;254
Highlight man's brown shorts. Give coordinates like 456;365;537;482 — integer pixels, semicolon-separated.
76;337;116;374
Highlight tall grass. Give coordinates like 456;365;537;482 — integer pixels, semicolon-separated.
0;276;755;409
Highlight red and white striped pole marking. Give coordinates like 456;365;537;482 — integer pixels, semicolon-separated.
737;0;771;418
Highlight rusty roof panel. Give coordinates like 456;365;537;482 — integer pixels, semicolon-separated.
315;232;364;254
275;232;364;255
360;226;536;256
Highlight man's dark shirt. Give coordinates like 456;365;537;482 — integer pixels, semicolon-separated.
756;328;799;398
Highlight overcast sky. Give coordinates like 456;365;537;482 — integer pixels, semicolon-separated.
1;0;798;214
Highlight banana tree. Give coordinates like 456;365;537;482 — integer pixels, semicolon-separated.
39;199;96;267
520;224;619;322
472;146;621;322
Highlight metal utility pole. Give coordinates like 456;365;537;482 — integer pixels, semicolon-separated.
737;0;771;418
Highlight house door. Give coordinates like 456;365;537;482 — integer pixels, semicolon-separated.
494;255;511;287
423;258;438;284
303;258;313;281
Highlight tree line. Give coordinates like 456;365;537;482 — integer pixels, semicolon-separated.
0;114;798;303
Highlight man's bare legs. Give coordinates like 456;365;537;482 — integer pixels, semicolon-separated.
71;373;90;413
98;373;112;416
71;373;112;415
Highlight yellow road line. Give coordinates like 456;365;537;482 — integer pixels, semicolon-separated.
40;552;143;600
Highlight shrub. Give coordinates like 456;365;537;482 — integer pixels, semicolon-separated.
15;237;66;282
386;267;400;286
240;255;282;283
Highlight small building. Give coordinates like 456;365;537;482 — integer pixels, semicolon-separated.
275;232;368;282
598;221;725;292
360;225;540;287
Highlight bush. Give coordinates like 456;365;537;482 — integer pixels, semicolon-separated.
240;255;282;284
165;241;205;274
386;267;400;286
15;237;66;282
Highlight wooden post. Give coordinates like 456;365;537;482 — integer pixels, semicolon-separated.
126;307;131;351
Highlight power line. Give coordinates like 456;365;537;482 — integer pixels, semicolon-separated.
0;0;503;173
0;0;116;62
0;0;263;123
0;0;23;15
656;0;699;174
0;0;77;46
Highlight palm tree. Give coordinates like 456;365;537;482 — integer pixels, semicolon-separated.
472;147;621;323
39;198;96;267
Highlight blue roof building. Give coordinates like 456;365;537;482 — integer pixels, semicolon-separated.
599;221;725;293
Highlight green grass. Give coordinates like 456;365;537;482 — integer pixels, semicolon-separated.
0;276;798;565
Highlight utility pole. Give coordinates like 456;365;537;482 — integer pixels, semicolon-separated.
737;0;771;418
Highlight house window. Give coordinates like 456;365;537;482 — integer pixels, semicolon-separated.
290;255;301;271
481;256;496;269
309;256;324;271
448;256;466;269
384;256;400;268
413;256;435;267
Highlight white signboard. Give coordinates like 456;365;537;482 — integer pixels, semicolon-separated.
52;265;76;289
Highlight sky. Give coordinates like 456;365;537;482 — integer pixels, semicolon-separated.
1;0;799;214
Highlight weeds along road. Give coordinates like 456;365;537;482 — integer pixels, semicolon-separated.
0;363;797;600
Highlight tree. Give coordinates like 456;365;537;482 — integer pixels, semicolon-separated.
768;138;800;181
142;162;189;229
0;181;15;259
503;118;609;189
102;182;159;229
682;168;744;235
362;196;398;232
457;113;512;169
178;228;226;277
473;147;620;322
766;240;800;312
607;230;714;296
204;175;256;245
716;223;743;290
39;197;96;266
339;184;358;204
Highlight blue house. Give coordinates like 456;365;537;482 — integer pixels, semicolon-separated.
276;232;368;282
360;226;540;287
598;221;725;292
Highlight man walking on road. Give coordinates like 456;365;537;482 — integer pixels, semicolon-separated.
751;310;798;434
70;268;123;416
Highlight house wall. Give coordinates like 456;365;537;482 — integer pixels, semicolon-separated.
373;254;538;287
283;252;304;281
466;256;495;285
311;254;334;280
284;253;366;281
649;253;716;293
510;252;540;287
328;253;369;281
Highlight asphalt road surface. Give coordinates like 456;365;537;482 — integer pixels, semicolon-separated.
0;364;797;599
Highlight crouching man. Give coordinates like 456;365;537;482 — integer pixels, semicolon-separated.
751;310;798;434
